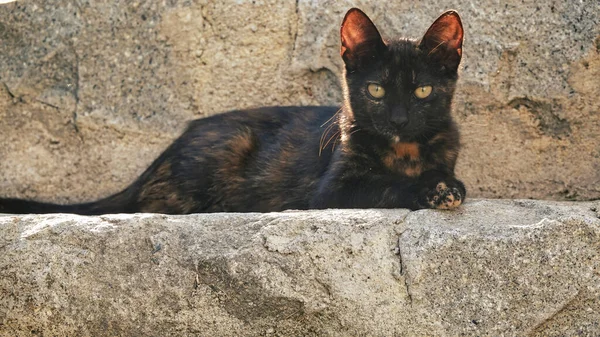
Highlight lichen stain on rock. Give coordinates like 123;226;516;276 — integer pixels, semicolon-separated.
196;258;305;322
507;97;571;139
568;42;600;98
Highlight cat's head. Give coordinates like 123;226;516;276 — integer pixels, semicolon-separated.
340;8;463;143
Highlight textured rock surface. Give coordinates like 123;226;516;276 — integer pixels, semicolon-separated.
1;200;599;336
0;1;599;203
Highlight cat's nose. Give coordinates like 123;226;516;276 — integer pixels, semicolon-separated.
390;114;409;129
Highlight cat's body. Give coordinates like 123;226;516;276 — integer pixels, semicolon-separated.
0;8;467;215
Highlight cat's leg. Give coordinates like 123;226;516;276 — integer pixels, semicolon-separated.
415;170;466;210
310;174;420;210
310;170;465;211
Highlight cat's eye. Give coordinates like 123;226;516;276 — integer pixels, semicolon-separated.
367;83;386;99
414;86;433;99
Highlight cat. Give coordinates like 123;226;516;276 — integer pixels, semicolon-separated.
0;8;466;215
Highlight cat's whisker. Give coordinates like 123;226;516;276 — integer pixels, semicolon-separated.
348;128;362;137
332;135;341;152
319;109;344;156
319;120;338;156
428;41;446;56
320;108;342;128
319;134;326;156
322;130;341;152
320;122;333;145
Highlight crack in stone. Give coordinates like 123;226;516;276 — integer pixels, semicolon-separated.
69;42;81;134
2;82;16;98
590;204;600;219
34;98;61;110
526;290;582;335
396;237;413;305
290;0;300;56
199;5;215;35
314;277;332;299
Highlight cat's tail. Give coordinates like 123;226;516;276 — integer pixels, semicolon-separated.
0;189;135;215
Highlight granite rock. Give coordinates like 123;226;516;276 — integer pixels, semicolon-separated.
0;1;599;203
1;200;599;336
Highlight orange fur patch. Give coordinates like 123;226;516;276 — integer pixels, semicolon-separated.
392;142;420;160
383;142;423;176
403;164;423;177
229;132;256;157
428;133;446;145
444;149;459;166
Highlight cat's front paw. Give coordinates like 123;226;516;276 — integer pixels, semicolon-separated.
421;181;464;210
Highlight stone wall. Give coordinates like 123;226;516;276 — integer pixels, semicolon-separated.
1;200;599;335
0;0;599;203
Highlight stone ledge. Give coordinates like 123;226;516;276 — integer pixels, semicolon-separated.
1;199;599;336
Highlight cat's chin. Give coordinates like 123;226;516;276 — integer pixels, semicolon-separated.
391;134;420;144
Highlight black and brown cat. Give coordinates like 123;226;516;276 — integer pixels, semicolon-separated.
0;8;466;215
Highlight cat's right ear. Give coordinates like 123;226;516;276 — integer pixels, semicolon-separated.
419;10;464;71
340;8;385;69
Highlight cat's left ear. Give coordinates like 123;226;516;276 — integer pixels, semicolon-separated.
419;10;464;71
340;8;385;69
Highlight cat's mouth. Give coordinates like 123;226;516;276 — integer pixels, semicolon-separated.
373;122;419;142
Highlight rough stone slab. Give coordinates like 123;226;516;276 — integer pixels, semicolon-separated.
1;1;599;204
1;200;599;336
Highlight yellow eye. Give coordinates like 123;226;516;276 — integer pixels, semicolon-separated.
414;85;432;99
367;83;385;99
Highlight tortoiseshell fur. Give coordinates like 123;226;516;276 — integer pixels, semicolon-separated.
0;9;466;215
